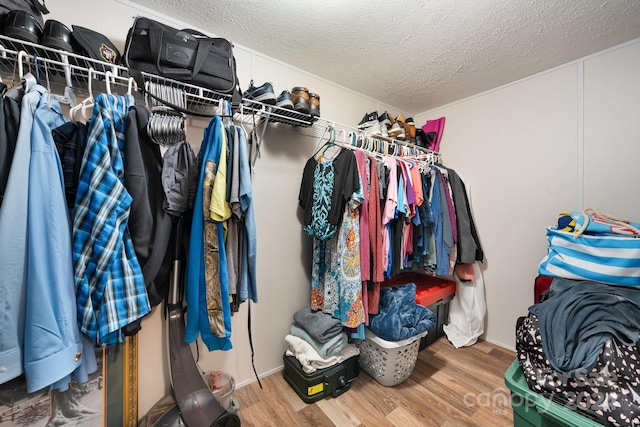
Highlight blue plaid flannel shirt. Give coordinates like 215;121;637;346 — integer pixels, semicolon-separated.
72;93;150;345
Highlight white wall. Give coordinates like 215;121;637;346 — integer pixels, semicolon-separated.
415;39;640;350
48;0;410;419
583;42;640;214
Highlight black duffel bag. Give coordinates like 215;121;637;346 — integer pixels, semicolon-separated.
124;16;241;114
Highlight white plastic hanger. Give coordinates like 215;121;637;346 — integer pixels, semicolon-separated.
127;76;137;95
17;50;37;93
70;67;95;124
104;70;113;95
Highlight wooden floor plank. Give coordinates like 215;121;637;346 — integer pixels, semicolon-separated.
268;372;308;413
237;401;283;427
332;382;396;427
316;397;362;426
386;406;429;427
235;338;516;427
297;404;337;427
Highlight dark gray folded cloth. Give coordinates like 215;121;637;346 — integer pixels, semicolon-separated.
293;306;343;343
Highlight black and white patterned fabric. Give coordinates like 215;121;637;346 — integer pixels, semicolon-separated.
516;313;640;426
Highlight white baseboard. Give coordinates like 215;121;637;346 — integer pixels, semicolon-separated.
235;365;284;389
484;337;516;353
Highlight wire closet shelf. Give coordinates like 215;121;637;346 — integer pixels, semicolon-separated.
0;34;439;162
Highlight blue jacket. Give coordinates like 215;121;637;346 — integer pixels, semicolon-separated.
235;126;258;303
0;85;95;392
185;116;232;351
25;95;93;392
0;85;43;386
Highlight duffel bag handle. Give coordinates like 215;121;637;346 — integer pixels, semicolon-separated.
179;28;209;38
148;26;214;81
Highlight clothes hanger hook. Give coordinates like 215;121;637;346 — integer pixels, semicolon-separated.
17;50;27;80
127;77;137;95
104;71;113;95
86;67;94;99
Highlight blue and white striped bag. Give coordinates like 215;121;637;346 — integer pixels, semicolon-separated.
539;210;640;288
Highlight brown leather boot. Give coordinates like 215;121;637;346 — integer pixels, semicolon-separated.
405;117;416;143
309;93;320;117
291;87;310;113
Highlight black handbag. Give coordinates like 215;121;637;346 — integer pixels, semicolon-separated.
124;16;241;115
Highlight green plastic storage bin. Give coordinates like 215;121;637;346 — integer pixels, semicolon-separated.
504;360;603;427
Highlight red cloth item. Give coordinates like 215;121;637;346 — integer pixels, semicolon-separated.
367;156;384;315
534;275;553;304
367;282;381;315
454;263;475;281
355;151;370;281
381;272;456;306
421;117;446;152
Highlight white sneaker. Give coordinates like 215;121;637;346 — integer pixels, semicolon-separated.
363;121;382;136
380;123;389;137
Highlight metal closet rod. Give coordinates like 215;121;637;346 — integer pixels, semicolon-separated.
306;118;440;160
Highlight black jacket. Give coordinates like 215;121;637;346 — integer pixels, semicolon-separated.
122;105;175;335
0;85;21;206
51;122;88;209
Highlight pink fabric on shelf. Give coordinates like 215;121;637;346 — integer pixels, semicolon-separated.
421;117;446;152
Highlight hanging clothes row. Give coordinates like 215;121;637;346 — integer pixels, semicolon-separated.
298;127;483;337
0;64;258;395
0;71;196;392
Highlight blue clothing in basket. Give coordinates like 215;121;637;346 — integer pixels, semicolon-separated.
369;283;436;341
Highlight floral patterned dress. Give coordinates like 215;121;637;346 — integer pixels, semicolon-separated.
311;177;365;328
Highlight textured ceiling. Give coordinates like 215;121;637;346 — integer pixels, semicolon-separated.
126;0;640;114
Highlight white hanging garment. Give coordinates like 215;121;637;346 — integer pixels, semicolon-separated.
443;261;486;348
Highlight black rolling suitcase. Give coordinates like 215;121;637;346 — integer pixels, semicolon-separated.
282;353;360;404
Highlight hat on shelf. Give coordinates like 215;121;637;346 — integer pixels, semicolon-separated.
41;20;74;52
71;25;121;64
2;10;42;43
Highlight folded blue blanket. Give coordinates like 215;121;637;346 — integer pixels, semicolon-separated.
369;283;436;341
291;323;348;359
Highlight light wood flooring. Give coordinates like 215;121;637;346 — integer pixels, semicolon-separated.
235;338;517;427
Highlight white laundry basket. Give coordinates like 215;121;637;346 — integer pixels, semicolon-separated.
355;328;428;387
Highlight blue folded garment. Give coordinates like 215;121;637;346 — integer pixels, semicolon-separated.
290;323;348;359
293;305;343;343
368;283;436;341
